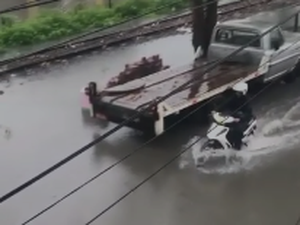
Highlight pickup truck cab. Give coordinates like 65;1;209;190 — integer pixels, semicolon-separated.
202;18;300;82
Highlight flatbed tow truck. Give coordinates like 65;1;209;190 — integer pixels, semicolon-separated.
83;11;300;136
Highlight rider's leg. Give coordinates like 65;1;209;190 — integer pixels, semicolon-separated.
234;124;244;150
226;128;241;150
226;130;235;147
230;128;243;150
234;132;243;150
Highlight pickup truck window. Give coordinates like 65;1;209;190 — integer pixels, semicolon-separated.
215;28;261;48
270;28;284;48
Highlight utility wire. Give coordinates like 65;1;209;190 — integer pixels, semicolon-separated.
0;0;277;107
101;4;300;107
96;0;300;104
85;72;285;225
21;71;230;225
0;0;251;66
163;11;300;95
0;6;299;205
21;36;300;224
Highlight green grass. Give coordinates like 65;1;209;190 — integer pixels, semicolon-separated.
0;0;188;51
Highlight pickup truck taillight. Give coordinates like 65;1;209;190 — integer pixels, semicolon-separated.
88;82;97;97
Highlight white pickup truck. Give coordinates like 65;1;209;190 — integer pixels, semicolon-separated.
82;13;300;136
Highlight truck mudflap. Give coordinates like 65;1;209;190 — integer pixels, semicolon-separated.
80;87;91;110
80;83;107;121
154;103;165;136
85;82;97;118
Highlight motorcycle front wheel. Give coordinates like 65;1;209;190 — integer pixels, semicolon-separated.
197;140;225;167
200;139;224;152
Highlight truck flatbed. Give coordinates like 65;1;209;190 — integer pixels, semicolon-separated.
84;8;300;135
97;60;259;115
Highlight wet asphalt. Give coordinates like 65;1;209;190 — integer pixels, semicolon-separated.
1;30;300;225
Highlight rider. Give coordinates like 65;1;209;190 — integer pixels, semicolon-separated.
222;82;254;150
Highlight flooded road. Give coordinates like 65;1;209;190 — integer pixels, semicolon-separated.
1;31;300;225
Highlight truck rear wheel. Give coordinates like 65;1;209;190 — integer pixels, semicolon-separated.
284;61;300;83
283;70;297;83
293;61;300;77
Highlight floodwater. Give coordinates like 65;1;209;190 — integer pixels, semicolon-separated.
1;26;300;225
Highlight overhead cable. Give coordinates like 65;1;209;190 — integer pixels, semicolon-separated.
21;35;300;225
0;0;250;66
21;70;232;224
1;4;299;205
85;71;285;225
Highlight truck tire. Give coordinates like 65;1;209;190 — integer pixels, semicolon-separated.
283;72;296;83
283;65;299;84
282;60;300;83
293;61;300;77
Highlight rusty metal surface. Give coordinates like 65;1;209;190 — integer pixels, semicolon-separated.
106;55;169;88
100;60;258;110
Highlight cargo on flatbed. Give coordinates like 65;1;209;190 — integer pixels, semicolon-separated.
83;8;300;136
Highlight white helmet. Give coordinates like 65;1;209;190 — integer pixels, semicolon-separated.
232;82;248;95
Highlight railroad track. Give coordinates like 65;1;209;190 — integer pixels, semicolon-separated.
0;0;297;74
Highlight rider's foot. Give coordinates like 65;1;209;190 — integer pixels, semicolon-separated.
233;142;242;151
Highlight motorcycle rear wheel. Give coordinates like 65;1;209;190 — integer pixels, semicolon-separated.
196;140;225;167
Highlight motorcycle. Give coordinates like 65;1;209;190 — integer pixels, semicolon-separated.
201;111;257;152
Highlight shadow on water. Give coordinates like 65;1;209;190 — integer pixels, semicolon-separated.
90;118;204;179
